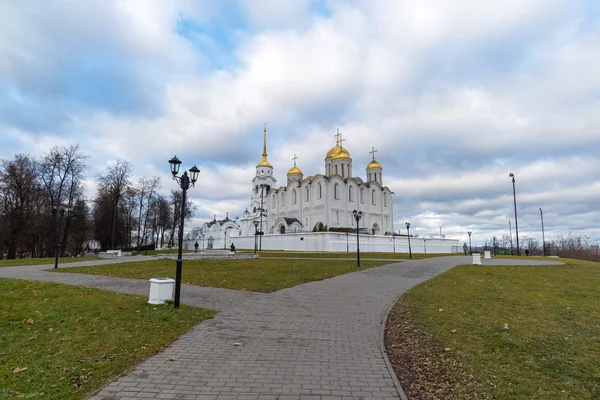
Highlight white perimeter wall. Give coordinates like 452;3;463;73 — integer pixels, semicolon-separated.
185;232;460;254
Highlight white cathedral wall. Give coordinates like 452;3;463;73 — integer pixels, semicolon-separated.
185;232;460;253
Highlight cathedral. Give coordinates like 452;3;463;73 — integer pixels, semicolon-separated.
238;126;395;237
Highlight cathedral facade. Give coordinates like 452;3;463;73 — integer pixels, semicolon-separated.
239;126;395;237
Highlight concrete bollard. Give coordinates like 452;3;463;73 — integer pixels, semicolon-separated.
472;253;482;265
484;250;491;259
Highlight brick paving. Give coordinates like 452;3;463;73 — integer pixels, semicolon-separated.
0;255;563;399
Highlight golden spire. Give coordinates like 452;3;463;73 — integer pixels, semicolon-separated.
257;123;273;168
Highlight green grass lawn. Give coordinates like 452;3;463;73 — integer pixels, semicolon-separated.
0;279;216;400
0;257;99;268
390;258;600;399
53;258;391;292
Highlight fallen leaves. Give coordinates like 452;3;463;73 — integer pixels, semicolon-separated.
13;367;28;374
26;319;34;325
504;323;509;330
233;342;242;346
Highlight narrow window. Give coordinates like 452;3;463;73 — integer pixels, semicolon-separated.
293;189;297;204
349;186;354;202
318;183;322;199
372;190;376;205
305;186;309;201
334;183;339;200
342;164;345;177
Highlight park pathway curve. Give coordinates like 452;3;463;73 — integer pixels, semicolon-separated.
1;256;563;400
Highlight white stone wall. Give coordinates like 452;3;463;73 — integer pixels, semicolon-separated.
186;232;460;254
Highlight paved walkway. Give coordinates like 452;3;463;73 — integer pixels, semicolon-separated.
0;256;563;400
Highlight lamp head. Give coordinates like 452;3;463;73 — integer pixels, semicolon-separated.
405;222;410;229
352;209;358;217
168;156;182;176
253;220;259;227
468;231;472;236
189;165;200;183
509;172;514;178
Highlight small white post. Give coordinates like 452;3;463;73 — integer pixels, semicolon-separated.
484;250;491;259
148;278;175;304
472;253;482;265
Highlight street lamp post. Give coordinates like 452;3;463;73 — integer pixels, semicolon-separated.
352;210;363;267
258;184;269;251
509;173;520;256
168;156;200;309
508;220;513;255
393;235;396;253
53;204;72;269
346;232;349;252
406;222;412;259
468;231;472;255
539;208;546;256
253;221;259;254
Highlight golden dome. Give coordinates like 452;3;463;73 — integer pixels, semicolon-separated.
257;157;272;168
287;154;302;175
367;160;382;169
326;145;341;159
288;165;303;175
332;147;351;159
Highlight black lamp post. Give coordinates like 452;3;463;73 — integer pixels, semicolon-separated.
508;220;513;255
253;220;259;254
406;222;412;259
539;207;546;256
53;204;72;269
352;210;363;266
468;231;472;255
509;173;520;256
392;235;396;253
346;232;349;252
168;156;200;309
258;184;269;251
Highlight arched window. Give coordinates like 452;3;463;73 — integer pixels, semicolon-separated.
334;183;339;200
317;183;322;199
342;164;345;177
369;173;372;182
349;186;354;202
360;188;364;204
293;189;297;204
372;190;376;205
305;186;309;201
383;193;387;207
281;192;285;204
255;185;259;194
335;165;338;175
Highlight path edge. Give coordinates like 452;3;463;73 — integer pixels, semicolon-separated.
380;292;409;400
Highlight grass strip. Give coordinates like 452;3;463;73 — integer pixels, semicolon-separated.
385;258;600;400
0;279;216;399
54;258;391;292
0;257;99;268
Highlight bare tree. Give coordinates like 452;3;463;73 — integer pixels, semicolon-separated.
135;177;161;249
97;160;133;249
0;155;40;259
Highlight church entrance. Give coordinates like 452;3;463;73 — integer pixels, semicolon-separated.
372;223;381;235
207;236;214;249
279;225;286;234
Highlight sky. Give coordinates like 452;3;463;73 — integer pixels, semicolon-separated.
1;0;599;246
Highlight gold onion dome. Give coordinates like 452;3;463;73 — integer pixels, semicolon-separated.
288;165;302;174
288;154;302;175
367;160;382;169
332;147;351;159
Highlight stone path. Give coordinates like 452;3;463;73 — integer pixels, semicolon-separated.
0;256;563;399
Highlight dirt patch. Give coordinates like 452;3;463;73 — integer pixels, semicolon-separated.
385;297;489;400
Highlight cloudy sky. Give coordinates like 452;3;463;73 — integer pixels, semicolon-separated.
1;0;599;246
